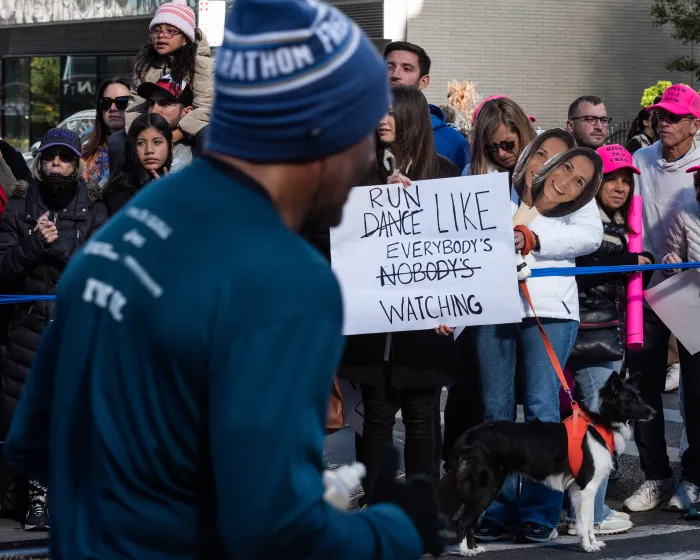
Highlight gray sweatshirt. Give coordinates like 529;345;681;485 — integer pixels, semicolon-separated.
633;140;700;289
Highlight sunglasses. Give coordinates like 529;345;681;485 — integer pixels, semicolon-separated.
40;150;76;163
485;140;516;155
653;110;694;124
100;96;129;111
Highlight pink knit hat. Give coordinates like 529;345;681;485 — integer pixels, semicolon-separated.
149;0;196;43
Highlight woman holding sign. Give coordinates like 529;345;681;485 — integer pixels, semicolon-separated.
339;84;462;502
470;135;604;544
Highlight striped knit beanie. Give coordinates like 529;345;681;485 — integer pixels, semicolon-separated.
149;0;196;43
208;0;390;163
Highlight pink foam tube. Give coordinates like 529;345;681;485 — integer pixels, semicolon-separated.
627;195;644;349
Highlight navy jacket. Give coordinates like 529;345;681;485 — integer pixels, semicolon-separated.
3;158;422;559
429;104;471;171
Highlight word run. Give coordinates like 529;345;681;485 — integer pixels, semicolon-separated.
379;293;483;324
82;277;127;322
362;185;496;238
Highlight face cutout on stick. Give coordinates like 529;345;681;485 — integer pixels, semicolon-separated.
528;146;604;218
512;128;576;204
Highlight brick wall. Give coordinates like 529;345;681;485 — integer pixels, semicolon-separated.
407;0;696;130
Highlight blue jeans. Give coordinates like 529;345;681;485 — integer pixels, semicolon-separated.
472;318;578;530
566;360;621;524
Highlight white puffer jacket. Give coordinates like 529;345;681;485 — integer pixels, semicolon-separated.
665;200;700;264
511;189;604;321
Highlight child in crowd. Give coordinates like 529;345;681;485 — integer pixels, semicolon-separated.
662;166;700;516
125;0;213;144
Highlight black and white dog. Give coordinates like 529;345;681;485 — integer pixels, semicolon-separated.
438;372;655;556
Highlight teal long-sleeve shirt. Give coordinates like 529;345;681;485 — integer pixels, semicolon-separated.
3;158;422;559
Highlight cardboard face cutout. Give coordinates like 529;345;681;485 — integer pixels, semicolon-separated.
512;128;575;202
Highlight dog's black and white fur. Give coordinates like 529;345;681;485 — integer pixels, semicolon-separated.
438;372;655;556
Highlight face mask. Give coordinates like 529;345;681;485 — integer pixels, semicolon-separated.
38;164;79;193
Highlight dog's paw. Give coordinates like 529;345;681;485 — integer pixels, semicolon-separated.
459;539;485;557
580;539;605;553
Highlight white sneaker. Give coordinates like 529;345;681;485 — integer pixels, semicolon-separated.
667;480;700;512
624;478;676;512
665;363;680;392
567;510;632;535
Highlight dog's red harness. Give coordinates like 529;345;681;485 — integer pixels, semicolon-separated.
563;406;616;478
519;278;615;478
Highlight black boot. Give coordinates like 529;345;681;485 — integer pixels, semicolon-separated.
23;480;48;531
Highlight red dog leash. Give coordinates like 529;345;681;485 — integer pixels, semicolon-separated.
517;229;614;477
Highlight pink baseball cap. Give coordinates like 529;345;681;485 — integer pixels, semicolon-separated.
472;94;537;125
647;84;700;118
596;144;641;175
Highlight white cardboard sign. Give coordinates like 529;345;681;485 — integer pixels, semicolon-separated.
645;268;700;355
330;175;521;336
198;1;227;47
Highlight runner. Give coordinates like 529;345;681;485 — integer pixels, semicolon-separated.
1;0;443;558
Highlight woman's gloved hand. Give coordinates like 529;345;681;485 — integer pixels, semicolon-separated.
366;447;445;556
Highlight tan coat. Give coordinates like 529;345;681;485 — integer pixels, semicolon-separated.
125;34;213;136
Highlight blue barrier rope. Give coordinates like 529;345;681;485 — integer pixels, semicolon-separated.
530;261;700;278
0;263;697;304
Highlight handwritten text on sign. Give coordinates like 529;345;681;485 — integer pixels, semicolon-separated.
330;175;521;335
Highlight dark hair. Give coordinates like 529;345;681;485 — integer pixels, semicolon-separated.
83;78;131;158
389;85;439;180
383;41;431;77
470;97;536;176
598;170;634;232
134;28;203;86
512;128;576;200
103;113;173;198
626;108;652;143
530;147;603;218
568;95;604;120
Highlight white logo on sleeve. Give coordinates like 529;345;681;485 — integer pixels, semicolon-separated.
82;278;128;322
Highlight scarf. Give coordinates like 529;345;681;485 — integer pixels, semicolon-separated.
38;165;80;194
599;203;628;247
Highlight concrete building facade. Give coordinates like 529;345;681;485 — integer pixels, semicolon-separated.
394;0;695;129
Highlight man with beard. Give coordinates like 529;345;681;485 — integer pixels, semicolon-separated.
1;0;444;558
566;95;612;149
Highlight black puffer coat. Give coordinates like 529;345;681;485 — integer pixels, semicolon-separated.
0;178;108;439
571;205;653;363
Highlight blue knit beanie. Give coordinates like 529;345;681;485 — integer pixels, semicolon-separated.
208;0;390;163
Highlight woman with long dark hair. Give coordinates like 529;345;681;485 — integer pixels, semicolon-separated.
102;113;173;216
338;85;461;501
566;144;653;536
125;0;213;144
0;128;107;531
82;78;131;187
625;108;657;154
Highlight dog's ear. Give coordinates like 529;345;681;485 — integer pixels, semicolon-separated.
603;371;623;395
627;371;642;388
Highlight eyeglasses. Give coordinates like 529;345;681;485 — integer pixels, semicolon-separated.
653;110;695;124
99;96;129;111
150;27;182;39
40;150;76;163
571;116;612;126
485;140;516;155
